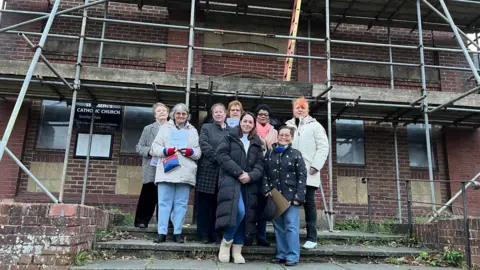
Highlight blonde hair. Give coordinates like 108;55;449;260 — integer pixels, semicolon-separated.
293;97;309;112
227;100;244;117
152;102;169;117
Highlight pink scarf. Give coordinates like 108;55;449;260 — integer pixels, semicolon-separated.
256;122;271;139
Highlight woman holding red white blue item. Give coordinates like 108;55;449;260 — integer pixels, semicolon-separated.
151;103;201;244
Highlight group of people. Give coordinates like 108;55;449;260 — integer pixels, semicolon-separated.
134;98;329;266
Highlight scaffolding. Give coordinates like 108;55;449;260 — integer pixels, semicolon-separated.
0;0;479;231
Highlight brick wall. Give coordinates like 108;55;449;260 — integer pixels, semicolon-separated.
0;100;30;201
444;128;480;217
0;202;110;269
415;218;480;267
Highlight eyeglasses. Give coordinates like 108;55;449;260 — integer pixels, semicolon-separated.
230;109;241;112
278;134;292;138
257;113;269;117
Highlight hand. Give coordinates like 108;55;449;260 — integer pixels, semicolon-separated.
309;167;319;175
293;200;300;206
264;192;272;197
163;147;176;156
180;148;194;157
238;172;251;184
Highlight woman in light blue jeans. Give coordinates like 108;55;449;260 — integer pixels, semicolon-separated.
263;126;307;266
151;103;201;243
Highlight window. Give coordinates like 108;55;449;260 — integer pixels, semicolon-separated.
336;119;365;165
407;124;436;169
120;106;154;153
36;100;71;150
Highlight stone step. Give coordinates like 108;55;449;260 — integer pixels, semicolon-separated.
113;225;406;244
71;259;461;270
93;239;430;263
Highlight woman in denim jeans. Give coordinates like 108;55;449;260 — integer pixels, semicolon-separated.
215;112;264;264
262;126;307;266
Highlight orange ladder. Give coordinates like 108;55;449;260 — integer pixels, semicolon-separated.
283;0;302;81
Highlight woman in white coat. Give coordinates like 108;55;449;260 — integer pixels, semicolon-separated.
151;103;201;244
286;97;329;250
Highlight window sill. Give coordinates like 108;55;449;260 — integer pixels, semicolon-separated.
409;166;438;172
337;163;366;168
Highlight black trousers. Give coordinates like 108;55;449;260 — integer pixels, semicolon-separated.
134;182;158;227
304;186;318;242
195;191;220;241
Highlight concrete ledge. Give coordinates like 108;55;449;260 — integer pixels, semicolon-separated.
95;239;429;258
114;225;406;242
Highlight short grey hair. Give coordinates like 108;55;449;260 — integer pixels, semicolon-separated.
170;103;191;120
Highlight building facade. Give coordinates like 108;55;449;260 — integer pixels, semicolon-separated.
0;0;479;222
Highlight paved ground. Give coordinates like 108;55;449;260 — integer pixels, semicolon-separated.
72;259;460;270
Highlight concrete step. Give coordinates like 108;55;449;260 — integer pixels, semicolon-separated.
113;225;407;244
93;239;430;263
71;259;461;270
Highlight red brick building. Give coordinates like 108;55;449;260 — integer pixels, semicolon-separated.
0;0;479;224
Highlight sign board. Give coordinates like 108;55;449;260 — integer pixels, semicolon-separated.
74;103;122;130
74;133;113;160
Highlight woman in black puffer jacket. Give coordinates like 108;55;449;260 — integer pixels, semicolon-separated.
215;112;264;264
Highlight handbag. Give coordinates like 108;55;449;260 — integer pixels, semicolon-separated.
162;154;180;173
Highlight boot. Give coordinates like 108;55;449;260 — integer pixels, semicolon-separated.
218;239;233;263
231;244;245;264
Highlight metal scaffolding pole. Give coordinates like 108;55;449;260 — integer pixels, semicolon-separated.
81;104;96;205
59;0;89;202
416;0;436;211
20;33;74;91
437;0;480;85
308;17;312;83
430;85;480;113
393;124;402;223
0;0;105;33
326;0;334;232
388;26;395;90
0;0;61;161
185;0;196;107
98;1;109;67
4;147;59;203
421;0;480;51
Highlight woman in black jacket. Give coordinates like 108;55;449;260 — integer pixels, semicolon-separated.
215;112;264;264
262;126;307;266
195;103;229;243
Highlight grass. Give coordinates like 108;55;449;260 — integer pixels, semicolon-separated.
334;218;395;234
109;209;134;226
385;248;466;268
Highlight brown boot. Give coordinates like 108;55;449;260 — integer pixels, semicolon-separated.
218;239;233;263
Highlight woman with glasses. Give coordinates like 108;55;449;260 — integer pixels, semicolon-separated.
226;100;244;127
150;103;202;243
263;126;307;266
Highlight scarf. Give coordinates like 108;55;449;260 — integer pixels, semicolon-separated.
256;122;271;139
275;145;287;153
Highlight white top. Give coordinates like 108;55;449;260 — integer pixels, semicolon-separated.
240;133;250;154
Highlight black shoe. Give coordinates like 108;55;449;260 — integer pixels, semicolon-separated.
257;239;271;247
244;238;253;246
200;237;210;244
285;261;298;267
154;234;166;243
173;234;185;243
138;224;147;229
271;258;286;264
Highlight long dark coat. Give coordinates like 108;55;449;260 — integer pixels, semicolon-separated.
215;127;264;235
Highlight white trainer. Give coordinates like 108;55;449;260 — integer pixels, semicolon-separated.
303;241;317;250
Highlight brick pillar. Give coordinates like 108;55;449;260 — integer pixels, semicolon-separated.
444;128;480;216
0;100;30;201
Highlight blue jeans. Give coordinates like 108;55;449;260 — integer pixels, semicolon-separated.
273;205;300;262
157;183;191;235
223;191;246;245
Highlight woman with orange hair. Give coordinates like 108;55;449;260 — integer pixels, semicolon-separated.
286;97;329;250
